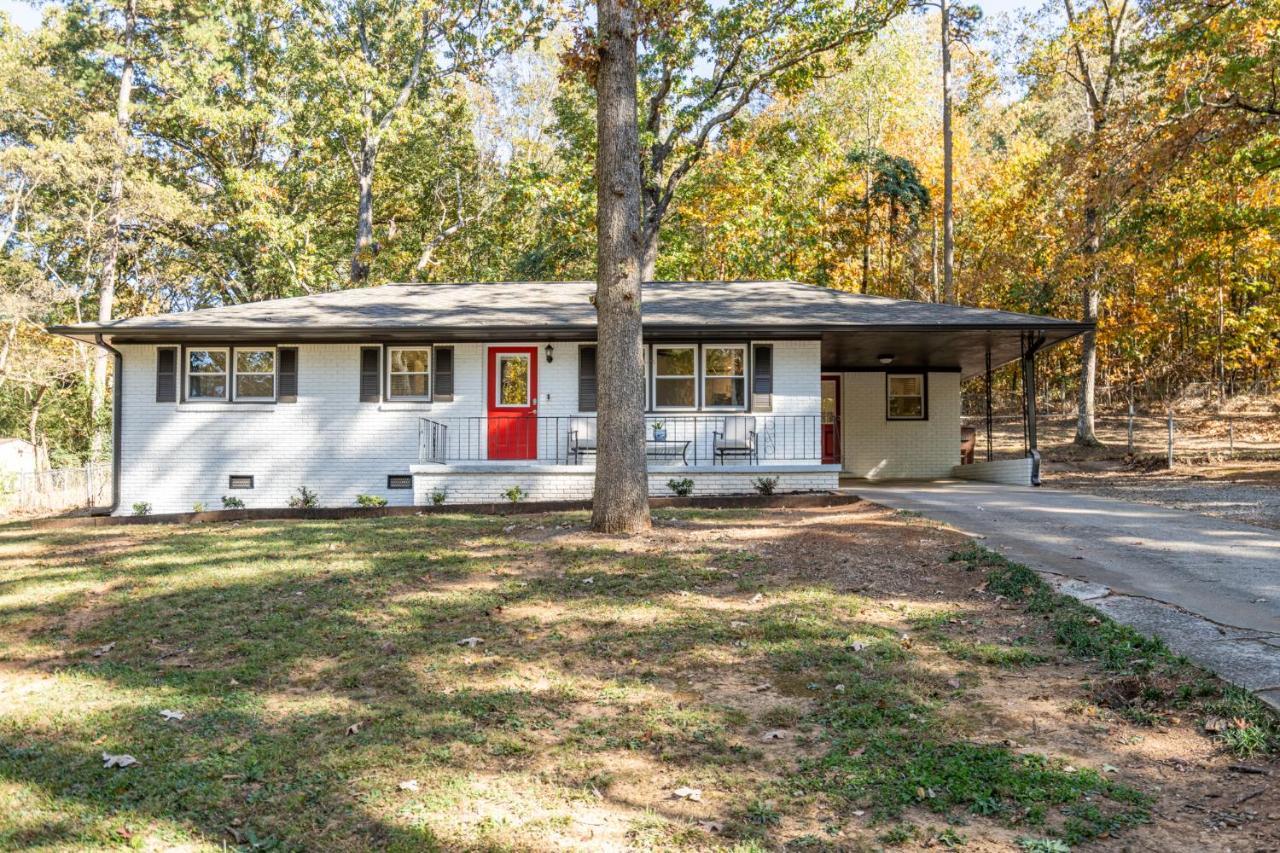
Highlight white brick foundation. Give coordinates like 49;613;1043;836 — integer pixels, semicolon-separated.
410;464;840;505
950;457;1035;486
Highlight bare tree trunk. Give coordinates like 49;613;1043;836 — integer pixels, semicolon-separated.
861;166;872;294
351;138;378;283
640;225;659;282
1075;204;1102;445
92;0;135;460
940;0;955;304
29;386;46;449
591;0;650;534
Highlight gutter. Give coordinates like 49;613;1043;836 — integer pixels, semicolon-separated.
93;333;122;516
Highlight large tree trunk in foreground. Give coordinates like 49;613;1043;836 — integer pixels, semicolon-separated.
591;0;651;534
92;0;136;460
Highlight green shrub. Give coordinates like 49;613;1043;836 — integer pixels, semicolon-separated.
503;485;526;503
192;502;205;513
287;486;319;508
221;495;245;509
431;489;447;506
667;477;694;497
355;494;387;508
131;501;151;516
753;476;779;495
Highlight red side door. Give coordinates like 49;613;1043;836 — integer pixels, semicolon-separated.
821;374;841;465
487;347;538;460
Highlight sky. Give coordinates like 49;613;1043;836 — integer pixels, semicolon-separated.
1;0;1039;32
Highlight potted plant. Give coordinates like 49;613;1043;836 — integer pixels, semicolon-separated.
651;420;667;441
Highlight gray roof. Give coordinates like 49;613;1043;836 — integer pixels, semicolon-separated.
50;280;1088;343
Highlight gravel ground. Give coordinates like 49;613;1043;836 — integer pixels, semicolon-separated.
1044;460;1280;531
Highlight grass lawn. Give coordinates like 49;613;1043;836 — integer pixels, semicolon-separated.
0;504;1277;851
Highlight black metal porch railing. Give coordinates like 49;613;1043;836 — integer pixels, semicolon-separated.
417;415;823;465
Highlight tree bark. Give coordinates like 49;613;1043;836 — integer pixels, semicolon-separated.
640;224;659;282
940;0;955;305
1075;206;1102;445
92;0;136;460
591;0;651;534
350;138;378;283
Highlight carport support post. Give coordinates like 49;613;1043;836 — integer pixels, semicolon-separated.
1021;346;1038;452
984;347;993;462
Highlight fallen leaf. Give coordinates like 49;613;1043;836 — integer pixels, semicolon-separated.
159;709;185;722
698;820;723;833
849;641;869;652
749;593;763;604
398;780;419;792
102;752;138;769
760;729;788;742
346;721;362;736
730;621;749;629
946;678;962;689
92;642;116;657
672;786;702;802
1102;764;1119;773
456;637;483;648
581;577;594;585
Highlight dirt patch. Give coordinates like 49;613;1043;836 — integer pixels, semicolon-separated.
1045;460;1280;530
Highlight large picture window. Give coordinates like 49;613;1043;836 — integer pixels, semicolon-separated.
886;373;926;420
653;346;697;409
187;348;229;400
387;347;431;400
234;348;276;400
703;345;746;409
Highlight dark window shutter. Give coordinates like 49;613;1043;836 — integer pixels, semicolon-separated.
278;347;298;402
359;346;381;402
434;346;453;401
156;347;177;402
578;345;598;412
752;344;773;412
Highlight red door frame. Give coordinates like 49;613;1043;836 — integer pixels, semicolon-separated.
487;347;539;460
821;374;841;465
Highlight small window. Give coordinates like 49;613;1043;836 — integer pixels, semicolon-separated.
703;345;746;409
234;348;276;401
495;353;530;407
187;348;229;400
228;475;254;489
653;346;696;409
387;347;431;400
887;374;926;420
387;475;412;490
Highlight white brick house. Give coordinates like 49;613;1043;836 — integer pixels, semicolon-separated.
49;281;1089;514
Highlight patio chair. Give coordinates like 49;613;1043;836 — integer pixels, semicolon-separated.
960;426;976;465
713;416;758;465
567;417;597;464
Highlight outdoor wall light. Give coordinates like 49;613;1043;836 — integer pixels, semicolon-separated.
545;343;554;363
877;354;895;365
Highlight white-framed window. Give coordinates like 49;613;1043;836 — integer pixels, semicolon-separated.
186;348;229;400
652;345;697;410
886;373;926;420
234;348;276;401
702;345;747;409
387;346;431;400
495;352;530;407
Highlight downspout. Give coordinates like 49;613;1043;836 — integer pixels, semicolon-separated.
94;333;123;515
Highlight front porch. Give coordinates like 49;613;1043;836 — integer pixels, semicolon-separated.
413;414;839;503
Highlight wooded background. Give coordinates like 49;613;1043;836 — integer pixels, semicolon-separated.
1;0;1277;467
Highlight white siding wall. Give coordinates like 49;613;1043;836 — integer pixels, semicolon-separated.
839;371;961;480
115;339;822;513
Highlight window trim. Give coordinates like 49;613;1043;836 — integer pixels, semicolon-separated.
385;345;433;402
232;347;278;402
885;372;928;421
493;351;531;408
184;346;231;402
650;343;700;412
701;344;748;411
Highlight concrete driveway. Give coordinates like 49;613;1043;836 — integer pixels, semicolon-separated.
850;480;1280;710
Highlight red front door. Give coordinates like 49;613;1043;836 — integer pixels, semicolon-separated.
821;374;841;465
487;347;538;459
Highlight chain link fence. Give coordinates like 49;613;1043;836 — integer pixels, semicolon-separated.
0;463;111;515
961;412;1280;465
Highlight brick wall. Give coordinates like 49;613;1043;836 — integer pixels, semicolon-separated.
839;371;961;480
